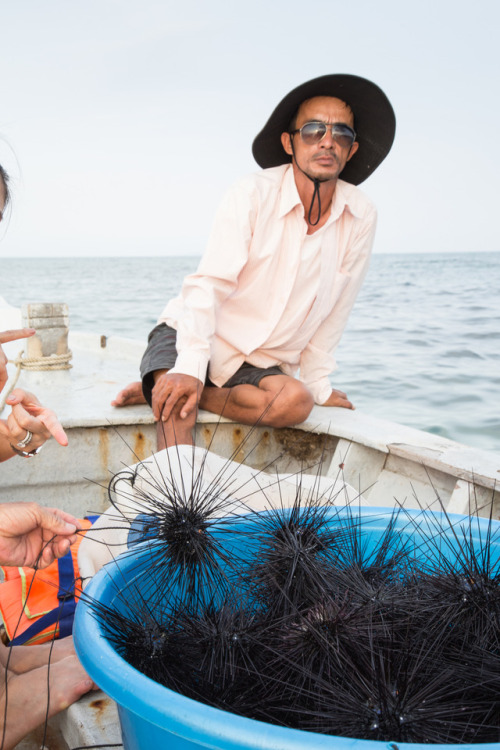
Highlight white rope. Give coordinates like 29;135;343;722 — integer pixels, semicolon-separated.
18;351;73;371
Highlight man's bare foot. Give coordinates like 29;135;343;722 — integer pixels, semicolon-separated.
111;381;146;407
0;654;96;749
0;635;76;674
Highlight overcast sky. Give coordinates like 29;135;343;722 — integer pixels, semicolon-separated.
1;0;499;257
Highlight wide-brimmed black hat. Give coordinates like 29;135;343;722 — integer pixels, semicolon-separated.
252;74;396;185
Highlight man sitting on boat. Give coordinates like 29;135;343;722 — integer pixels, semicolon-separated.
113;74;395;448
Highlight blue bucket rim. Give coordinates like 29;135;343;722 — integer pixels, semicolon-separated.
74;506;500;750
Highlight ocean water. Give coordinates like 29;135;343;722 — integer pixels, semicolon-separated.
1;252;499;453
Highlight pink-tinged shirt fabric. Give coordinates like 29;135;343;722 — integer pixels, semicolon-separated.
159;164;377;405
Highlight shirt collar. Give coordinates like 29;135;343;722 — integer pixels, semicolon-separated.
278;164;364;222
330;179;365;221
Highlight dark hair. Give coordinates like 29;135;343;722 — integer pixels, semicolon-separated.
0;164;10;208
287;97;355;133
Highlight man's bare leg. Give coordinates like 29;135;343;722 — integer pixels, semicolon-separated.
156;374;312;450
199;374;314;428
111;381;181;448
115;373;314;450
150;368;199;449
156;400;196;450
0;655;95;750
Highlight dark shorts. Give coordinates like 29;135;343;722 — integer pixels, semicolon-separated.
140;323;284;406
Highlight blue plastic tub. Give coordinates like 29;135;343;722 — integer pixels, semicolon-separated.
74;506;500;750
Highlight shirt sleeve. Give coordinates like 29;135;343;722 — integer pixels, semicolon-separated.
299;204;377;404
165;180;256;382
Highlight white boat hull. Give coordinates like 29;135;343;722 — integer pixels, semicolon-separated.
1;330;498;517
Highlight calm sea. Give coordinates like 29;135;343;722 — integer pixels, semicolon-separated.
1;252;499;453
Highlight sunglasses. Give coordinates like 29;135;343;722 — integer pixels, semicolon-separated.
291;121;356;149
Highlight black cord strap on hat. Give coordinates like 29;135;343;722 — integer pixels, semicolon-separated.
308;178;321;226
290;137;323;227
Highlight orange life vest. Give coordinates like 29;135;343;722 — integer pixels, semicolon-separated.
0;517;96;645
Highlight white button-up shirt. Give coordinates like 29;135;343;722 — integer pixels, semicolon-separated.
160;164;377;404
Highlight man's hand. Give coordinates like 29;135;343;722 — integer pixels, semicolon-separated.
151;372;203;422
0;388;68;458
0;328;36;392
321;388;354;410
0;502;81;568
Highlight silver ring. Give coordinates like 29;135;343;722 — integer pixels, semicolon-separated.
17;430;33;448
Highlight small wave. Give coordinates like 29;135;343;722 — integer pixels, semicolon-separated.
467;331;500;341
442;349;484;360
435;393;483;405
405;339;431;347
460;316;499;326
